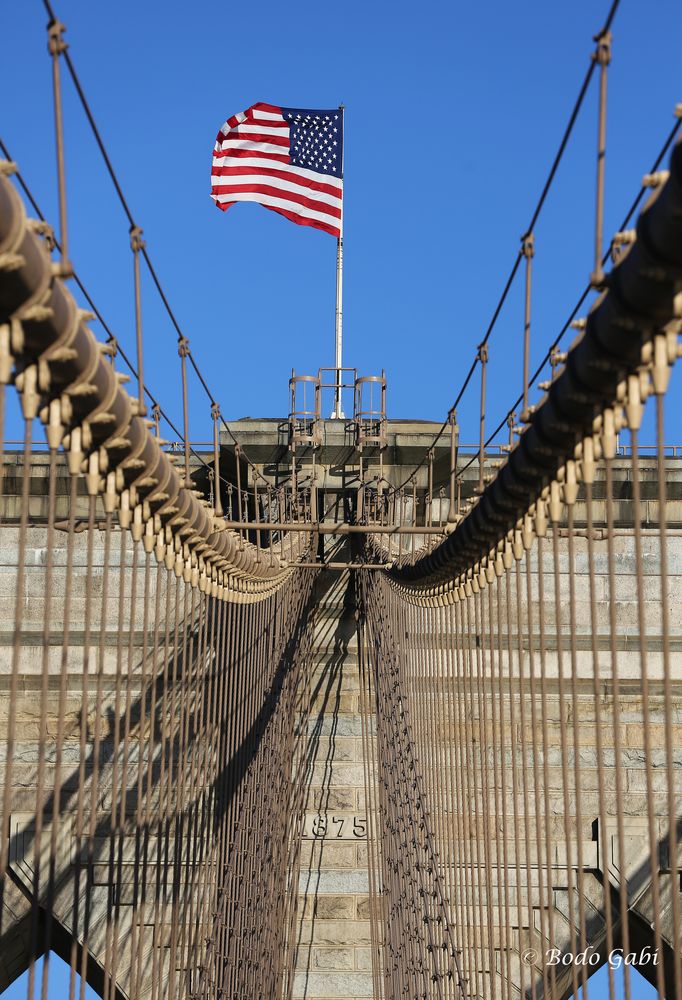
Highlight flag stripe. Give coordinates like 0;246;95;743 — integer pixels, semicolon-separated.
249;102;282;116
266;206;340;237
218;138;291;155
211;181;342;216
224;127;290;142
211;164;342;198
214;147;291;165
249;110;283;122
212;190;341;228
211;156;343;191
235;123;289;135
214;199;340;238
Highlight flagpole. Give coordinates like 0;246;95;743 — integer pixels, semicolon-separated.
333;103;345;419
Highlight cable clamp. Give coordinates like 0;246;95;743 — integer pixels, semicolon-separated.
47;19;68;56
129;224;146;252
593;28;612;66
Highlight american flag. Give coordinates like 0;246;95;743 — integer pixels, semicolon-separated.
210;102;343;238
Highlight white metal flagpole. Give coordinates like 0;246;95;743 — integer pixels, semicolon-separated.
332;104;345;419
333;234;344;418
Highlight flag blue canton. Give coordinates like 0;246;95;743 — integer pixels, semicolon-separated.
281;107;343;178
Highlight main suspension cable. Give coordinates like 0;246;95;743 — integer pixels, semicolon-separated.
0;135;263;499
39;0;267;485
453;111;682;485
387;0;622;497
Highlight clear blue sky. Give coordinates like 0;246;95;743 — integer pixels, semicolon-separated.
4;954;95;1000
0;1;678;991
1;0;681;450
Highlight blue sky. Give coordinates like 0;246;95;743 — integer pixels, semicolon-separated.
3;954;94;1000
1;0;681;450
586;964;657;1000
0;1;680;996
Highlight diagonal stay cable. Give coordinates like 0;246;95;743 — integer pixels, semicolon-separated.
453;112;682;484
40;0;267;484
388;0;621;496
0;135;257;494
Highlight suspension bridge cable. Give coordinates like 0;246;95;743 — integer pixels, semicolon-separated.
0;135;263;497
41;0;628;501
42;0;135;228
387;0;622;497
40;0;268;484
452;112;682;484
